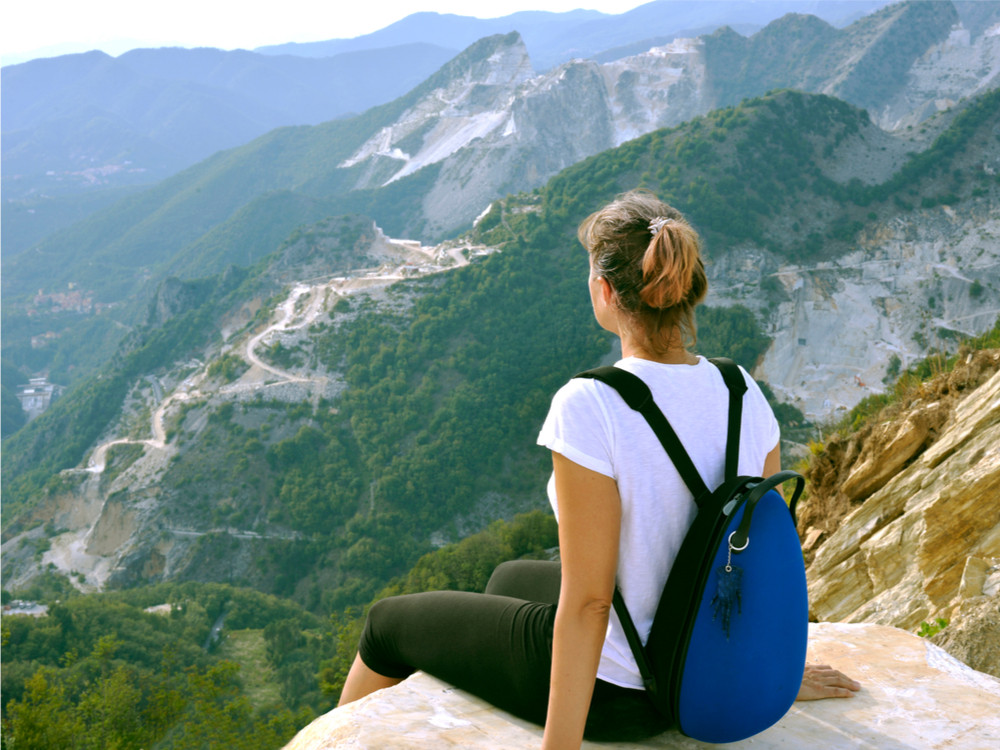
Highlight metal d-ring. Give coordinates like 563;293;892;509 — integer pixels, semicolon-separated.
728;530;749;552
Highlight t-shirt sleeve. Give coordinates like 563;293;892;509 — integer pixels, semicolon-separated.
537;379;615;478
741;367;781;452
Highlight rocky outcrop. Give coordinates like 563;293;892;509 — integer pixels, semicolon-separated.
282;623;1000;749
873;6;1000;130
341;4;1000;240
803;356;1000;675
930;587;1000;678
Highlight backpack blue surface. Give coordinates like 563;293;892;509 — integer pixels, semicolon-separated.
575;359;808;743
676;487;808;742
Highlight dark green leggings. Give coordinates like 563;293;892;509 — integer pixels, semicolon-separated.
358;560;669;741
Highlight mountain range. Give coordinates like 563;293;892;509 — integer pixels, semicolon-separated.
2;3;999;744
1;0;997;605
5;1;995;307
1;0;902;255
256;0;895;65
3;80;997;597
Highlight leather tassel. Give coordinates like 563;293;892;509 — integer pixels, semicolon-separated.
711;563;743;639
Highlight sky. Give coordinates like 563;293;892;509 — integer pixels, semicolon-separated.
2;0;652;65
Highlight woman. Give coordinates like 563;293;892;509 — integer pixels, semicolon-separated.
338;191;858;748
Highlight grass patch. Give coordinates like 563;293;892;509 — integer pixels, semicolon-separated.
836;316;1000;436
217;628;282;708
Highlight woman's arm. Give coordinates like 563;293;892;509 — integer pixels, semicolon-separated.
762;442;781;478
762;444;861;701
542;452;621;750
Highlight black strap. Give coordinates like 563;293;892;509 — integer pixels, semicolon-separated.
707;357;746;482
612;587;658;693
576;358;746;504
575;358;749;699
728;469;804;550
576;366;710;503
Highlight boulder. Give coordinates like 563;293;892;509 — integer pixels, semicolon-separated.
839;401;946;503
807;367;1000;632
283;622;1000;750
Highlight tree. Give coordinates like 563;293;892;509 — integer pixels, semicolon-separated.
4;668;81;750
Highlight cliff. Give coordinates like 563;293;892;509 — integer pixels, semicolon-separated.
283;622;1000;749
801;350;1000;678
281;350;1000;748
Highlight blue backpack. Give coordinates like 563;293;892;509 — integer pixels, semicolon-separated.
576;358;808;743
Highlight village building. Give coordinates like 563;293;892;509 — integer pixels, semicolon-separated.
16;376;63;421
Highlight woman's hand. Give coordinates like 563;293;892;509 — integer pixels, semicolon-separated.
796;663;861;701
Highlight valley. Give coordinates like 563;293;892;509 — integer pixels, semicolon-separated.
2;3;1000;746
2;229;491;592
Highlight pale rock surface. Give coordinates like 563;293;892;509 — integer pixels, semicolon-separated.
341;10;1000;244
807;366;1000;633
283;623;1000;750
743;208;1000;421
874;19;1000;130
839;401;945;502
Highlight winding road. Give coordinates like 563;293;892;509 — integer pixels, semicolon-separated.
76;238;483;478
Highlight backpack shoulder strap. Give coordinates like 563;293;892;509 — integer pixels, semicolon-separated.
576;366;709;503
707;357;747;481
573;360;751;703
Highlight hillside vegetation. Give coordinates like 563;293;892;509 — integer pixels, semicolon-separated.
3;37;998;750
5;1;996;395
0;512;557;748
5;88;997;593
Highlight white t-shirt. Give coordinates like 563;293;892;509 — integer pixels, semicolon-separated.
536;355;780;689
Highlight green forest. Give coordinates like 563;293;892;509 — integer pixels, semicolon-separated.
1;511;557;748
3;79;998;748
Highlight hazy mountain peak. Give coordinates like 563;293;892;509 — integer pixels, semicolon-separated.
339;32;533;184
422;31;533;90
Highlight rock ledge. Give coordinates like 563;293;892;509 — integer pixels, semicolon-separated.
284;622;1000;749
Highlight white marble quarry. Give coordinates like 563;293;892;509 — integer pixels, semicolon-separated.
284;622;1000;749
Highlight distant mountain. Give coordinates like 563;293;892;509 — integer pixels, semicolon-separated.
1;36;513;304
256;0;898;70
0;43;457;203
3;1;995;401
3;88;997;615
702;0;1000;121
4;2;993;305
0;0;910;260
294;0;990;237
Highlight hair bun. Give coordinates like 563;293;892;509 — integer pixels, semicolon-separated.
639;222;701;309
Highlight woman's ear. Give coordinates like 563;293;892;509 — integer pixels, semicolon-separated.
596;276;617;306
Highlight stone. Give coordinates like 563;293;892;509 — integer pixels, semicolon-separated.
958;557;1000;599
839;403;943;503
930;594;1000;679
282;623;1000;749
807;368;1000;632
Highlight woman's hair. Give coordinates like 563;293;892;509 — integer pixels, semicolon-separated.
578;190;708;354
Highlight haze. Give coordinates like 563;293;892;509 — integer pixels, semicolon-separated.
2;0;649;64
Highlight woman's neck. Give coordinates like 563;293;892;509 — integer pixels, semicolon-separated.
620;330;698;365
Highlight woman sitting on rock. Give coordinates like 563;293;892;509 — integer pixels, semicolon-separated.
337;190;859;748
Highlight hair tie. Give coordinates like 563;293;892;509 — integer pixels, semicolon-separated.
649;216;674;236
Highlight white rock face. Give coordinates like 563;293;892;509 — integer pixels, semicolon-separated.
283;623;1000;750
338;18;1000;240
340;35;709;237
339;37;536;183
710;204;1000;421
874;21;1000;130
601;37;708;147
